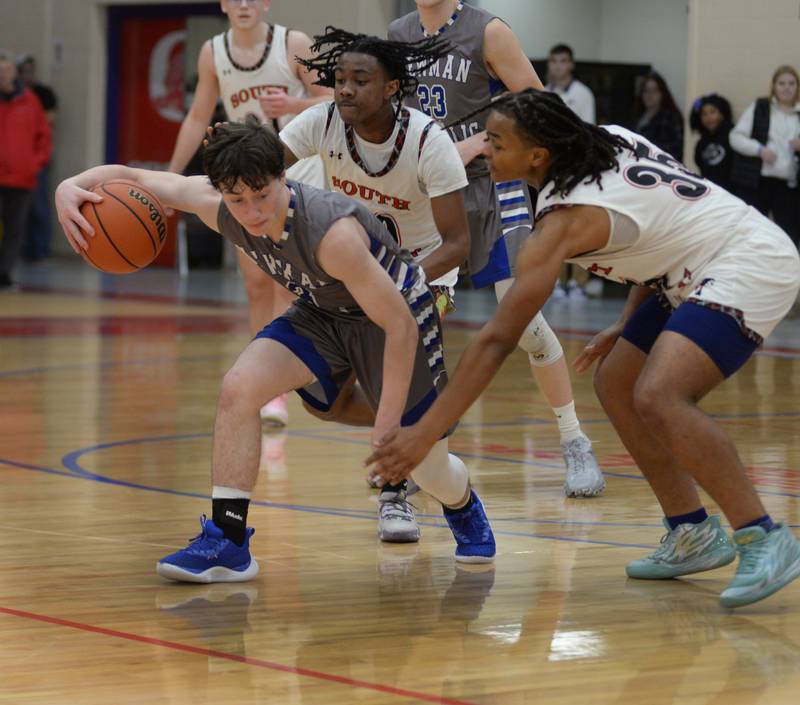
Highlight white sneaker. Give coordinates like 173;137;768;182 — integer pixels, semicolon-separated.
378;486;420;543
260;394;288;427
562;435;605;497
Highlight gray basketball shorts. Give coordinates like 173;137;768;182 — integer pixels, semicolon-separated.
255;293;450;428
465;175;536;289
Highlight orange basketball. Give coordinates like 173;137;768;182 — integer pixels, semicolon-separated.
78;179;168;274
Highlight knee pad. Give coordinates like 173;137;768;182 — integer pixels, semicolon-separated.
410;439;469;506
518;312;564;366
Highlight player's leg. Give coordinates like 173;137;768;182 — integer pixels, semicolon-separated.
157;333;316;583
0;187;33;286
353;287;493;553
593;304;735;580
237;249;296;426
410;438;495;563
302;373;375;427
494;278;605;497
635;303;800;606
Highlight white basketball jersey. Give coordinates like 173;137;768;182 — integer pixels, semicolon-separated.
280;102;469;286
535;125;787;307
211;25;324;187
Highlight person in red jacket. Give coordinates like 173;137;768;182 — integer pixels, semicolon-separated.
0;50;51;288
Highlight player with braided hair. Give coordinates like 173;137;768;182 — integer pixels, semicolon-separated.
391;0;605;498
486;90;631;197
369;87;800;609
277;26;472;542
294;27;450;118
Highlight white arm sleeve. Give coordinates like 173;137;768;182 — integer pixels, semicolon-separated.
729;102;762;157
418;125;469;198
279;101;330;160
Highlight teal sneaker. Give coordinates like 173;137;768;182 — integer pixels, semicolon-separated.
720;523;800;608
626;515;736;579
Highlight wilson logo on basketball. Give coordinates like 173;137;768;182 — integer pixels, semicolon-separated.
128;189;167;242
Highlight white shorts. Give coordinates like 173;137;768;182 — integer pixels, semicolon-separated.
667;212;800;341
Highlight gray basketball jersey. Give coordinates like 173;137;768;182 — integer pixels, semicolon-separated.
389;2;502;178
217;180;425;319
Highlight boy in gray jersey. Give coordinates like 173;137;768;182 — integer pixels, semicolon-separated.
391;0;605;498
55;117;495;583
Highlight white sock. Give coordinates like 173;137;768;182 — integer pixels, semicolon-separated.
553;401;583;443
212;485;252;499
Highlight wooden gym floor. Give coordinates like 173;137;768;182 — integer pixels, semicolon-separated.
1;260;800;705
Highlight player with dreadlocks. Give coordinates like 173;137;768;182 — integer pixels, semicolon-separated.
275;27;472;543
368;88;800;609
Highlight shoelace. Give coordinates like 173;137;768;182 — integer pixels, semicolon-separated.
380;496;416;523
650;529;680;560
185;516;225;556
564;440;589;476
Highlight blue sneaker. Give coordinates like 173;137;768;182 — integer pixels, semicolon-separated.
720;523;800;608
157;516;259;583
443;490;496;564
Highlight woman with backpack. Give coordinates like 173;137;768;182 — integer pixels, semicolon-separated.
730;65;800;245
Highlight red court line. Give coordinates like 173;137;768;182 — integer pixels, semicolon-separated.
12;285;800;356
0;316;248;337
19;284;242;310
0;606;478;705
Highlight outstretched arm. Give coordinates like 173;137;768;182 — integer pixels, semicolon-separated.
366;205;609;481
55;166;220;253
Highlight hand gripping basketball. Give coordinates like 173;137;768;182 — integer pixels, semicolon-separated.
75;180;168;274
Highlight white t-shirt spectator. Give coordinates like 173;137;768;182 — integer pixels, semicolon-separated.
730;98;800;185
547;80;596;124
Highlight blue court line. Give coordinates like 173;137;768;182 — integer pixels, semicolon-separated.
0;447;657;551
54;427;800;501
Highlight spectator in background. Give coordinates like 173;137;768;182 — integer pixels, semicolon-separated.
730;65;800;246
17;55;58;262
690;93;734;191
0;50;51;289
545;44;595;123
546;44;600;298
633;71;684;161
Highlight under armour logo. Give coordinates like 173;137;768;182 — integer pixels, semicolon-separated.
329;150;343;160
222;69;232;76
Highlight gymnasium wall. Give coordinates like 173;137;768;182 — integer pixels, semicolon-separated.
1;0;799;253
473;0;603;65
477;0;688;113
686;0;800;120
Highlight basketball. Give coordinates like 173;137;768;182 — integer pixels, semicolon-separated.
78;179;168;274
